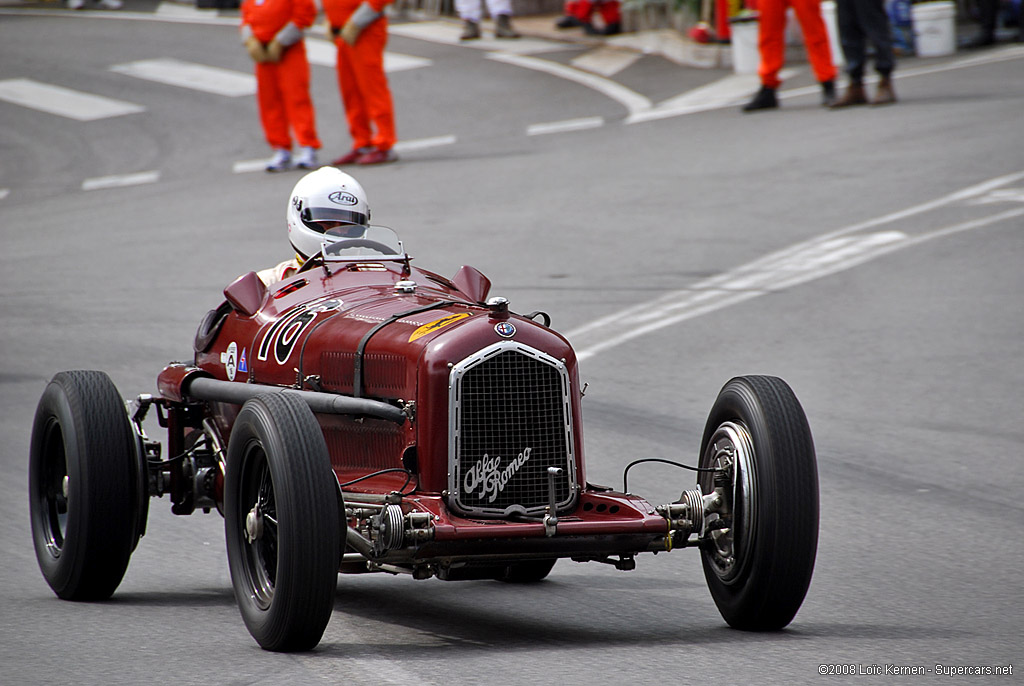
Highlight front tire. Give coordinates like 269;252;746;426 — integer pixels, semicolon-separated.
29;370;141;600
224;393;340;652
698;375;818;631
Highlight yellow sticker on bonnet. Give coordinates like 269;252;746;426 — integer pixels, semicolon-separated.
408;313;471;342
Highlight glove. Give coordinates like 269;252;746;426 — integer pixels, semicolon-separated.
265;38;284;63
342;2;381;45
244;36;268;63
340;19;362;45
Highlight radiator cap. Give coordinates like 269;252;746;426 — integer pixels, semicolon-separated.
486;296;509;313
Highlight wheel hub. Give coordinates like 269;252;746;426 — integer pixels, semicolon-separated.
702;421;757;583
245;505;263;543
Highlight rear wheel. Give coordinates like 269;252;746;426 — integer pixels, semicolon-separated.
225;393;340;651
698;375;818;631
29;370;141;600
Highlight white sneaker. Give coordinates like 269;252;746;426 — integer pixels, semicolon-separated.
265;149;292;173
97;0;122;8
294;146;317;170
67;0;85;8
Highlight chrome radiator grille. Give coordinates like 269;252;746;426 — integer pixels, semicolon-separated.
448;341;576;517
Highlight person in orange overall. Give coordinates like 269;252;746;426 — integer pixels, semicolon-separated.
741;0;837;111
240;0;321;171
324;0;398;166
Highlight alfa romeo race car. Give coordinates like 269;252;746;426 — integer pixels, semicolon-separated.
29;226;819;651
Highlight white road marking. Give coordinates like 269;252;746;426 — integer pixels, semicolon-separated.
0;189;9;201
305;37;433;72
569;171;1024;361
382;51;435;73
970;187;1024;205
393;134;457;152
0;78;145;121
570;47;640;77
387;20;564;55
81;170;160;191
233;159;268;174
527;116;604;136
628;69;798;123
232;135;456;172
629;45;1024;123
155;1;218;17
486;52;652;118
813;169;1024;241
0;7;238;25
304;37;338;67
109;58;256;97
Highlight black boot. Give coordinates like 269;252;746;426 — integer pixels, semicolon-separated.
742;85;778;112
495;13;520;38
821;79;836;107
460;19;481;40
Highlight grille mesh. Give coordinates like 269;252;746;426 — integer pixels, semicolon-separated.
452;347;573;515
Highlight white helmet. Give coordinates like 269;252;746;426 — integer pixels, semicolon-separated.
286;167;371;260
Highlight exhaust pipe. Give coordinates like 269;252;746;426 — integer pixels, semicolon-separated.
185;376;407;425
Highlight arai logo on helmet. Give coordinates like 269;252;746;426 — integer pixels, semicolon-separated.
328;191;358;206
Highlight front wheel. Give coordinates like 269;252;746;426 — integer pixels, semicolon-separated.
29;370;141;600
698;375;818;631
224;393;340;652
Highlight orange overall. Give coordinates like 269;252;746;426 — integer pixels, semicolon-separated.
756;0;836;87
324;0;396;152
241;0;321;151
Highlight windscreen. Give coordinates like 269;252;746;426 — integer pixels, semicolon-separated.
321;225;406;262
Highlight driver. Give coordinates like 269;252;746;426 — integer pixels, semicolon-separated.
257;166;372;285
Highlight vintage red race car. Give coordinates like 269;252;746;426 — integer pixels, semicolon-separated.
29;226;819;651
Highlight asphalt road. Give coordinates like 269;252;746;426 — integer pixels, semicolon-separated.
1;4;1022;684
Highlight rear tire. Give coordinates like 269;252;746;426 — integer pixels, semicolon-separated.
698;375;818;631
29;370;140;600
225;393;340;651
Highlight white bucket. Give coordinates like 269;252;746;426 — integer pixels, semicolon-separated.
730;18;760;74
912;1;956;57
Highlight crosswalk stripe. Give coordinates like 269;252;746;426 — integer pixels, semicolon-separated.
109;58;256;97
0;78;145;121
305;37;433;72
388;20;564;55
81;170;161;191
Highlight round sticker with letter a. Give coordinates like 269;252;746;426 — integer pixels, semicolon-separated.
220;341;238;381
494;321;516;338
